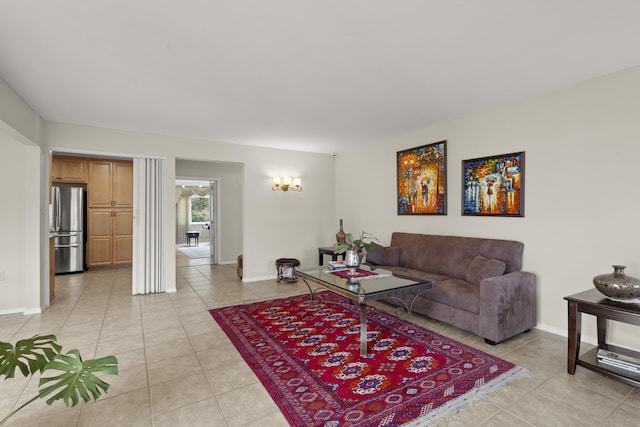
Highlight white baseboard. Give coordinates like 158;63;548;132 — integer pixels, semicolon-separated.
0;306;42;316
536;322;598;346
242;274;277;283
0;307;26;316
24;307;43;315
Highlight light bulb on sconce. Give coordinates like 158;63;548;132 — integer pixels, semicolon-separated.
272;176;302;192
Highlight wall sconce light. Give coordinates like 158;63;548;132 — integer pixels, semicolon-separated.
272;176;302;192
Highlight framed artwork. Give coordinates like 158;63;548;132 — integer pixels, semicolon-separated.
462;151;525;217
396;140;447;215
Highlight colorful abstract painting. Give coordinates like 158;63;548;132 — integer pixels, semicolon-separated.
396;141;447;215
462;151;525;216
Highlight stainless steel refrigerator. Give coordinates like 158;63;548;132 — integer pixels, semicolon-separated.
50;183;86;274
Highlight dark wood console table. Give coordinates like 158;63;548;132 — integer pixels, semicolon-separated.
317;246;345;266
565;288;640;388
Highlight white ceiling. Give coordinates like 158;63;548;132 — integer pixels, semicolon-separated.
2;1;640;154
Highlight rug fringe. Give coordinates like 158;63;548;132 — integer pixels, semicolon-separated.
401;366;530;426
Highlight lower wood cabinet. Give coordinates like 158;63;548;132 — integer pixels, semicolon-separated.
88;209;133;267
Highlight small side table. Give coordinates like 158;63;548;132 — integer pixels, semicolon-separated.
186;231;200;246
318;246;345;266
565;288;640;388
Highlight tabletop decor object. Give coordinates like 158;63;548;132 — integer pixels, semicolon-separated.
344;249;360;275
336;218;346;243
335;231;379;274
329;267;381;280
334;230;379;262
593;265;640;302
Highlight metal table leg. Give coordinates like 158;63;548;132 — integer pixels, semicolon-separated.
359;302;368;357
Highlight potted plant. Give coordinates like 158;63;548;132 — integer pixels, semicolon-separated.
334;231;378;274
0;334;118;425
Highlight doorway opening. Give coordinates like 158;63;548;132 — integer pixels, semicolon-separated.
175;179;218;266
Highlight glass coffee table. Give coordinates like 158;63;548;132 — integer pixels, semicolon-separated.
294;265;433;356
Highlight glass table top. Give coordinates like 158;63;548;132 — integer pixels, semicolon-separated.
294;264;433;299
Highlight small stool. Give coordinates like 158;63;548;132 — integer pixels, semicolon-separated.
186;231;200;246
275;258;300;283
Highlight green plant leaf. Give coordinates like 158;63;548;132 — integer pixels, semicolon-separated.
37;349;118;407
334;231;379;254
0;335;61;379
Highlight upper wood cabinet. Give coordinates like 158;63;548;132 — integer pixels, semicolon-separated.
88;160;133;208
51;156;88;183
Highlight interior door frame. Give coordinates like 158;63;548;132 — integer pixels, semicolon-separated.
209;180;219;265
47;147;158;297
175;176;220;265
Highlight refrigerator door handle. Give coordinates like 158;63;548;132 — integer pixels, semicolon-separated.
55;244;81;248
55;186;61;232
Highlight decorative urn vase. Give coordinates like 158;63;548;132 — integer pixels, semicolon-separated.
593;265;640;302
336;219;346;244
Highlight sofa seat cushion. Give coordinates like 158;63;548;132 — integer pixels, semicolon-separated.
379;266;449;283
377;267;479;314
425;278;480;314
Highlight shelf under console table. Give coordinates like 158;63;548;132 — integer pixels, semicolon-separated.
564;288;640;388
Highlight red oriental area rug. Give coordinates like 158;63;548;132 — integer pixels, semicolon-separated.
209;294;526;426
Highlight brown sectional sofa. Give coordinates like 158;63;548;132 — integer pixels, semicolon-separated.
366;232;537;344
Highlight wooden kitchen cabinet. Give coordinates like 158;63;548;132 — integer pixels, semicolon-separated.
88;209;133;267
87;158;133;267
48;155;133;268
88;161;111;207
88;210;112;266
88;160;133;208
113;210;134;264
51;156;88;183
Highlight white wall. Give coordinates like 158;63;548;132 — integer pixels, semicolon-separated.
0;77;46;315
43;122;336;284
0;135;44;314
336;65;640;349
176;159;244;263
0;135;29;312
0;77;41;144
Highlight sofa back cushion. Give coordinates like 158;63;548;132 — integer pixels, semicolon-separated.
464;255;507;285
366;243;401;266
389;232;524;279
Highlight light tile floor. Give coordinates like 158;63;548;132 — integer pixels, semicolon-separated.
1;255;639;426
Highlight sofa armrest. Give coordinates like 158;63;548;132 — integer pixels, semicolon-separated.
479;271;537;343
